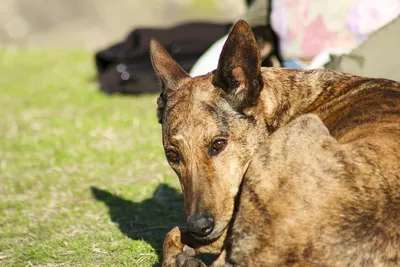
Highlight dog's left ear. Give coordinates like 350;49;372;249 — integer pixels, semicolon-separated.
149;38;189;90
213;20;263;110
149;38;190;123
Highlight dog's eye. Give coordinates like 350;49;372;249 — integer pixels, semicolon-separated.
166;150;180;162
210;139;227;156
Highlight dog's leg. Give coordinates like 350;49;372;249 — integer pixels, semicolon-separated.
210;250;232;267
162;227;186;266
162;226;226;267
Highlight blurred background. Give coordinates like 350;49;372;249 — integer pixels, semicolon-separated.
0;0;245;50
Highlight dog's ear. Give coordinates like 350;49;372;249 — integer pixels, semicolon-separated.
213;20;263;110
149;38;189;123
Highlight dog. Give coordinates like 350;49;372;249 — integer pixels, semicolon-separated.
149;20;400;266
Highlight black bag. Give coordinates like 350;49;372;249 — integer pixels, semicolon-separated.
94;22;282;94
95;22;231;94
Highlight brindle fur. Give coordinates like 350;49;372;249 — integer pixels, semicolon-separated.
228;114;400;266
149;20;400;266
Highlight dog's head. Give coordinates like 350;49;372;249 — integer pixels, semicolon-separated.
149;20;268;241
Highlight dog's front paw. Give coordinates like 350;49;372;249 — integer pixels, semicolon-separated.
176;252;207;267
162;228;204;267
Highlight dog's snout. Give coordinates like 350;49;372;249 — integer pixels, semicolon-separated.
187;212;214;237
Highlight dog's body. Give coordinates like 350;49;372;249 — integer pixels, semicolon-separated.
149;20;400;266
229;114;400;266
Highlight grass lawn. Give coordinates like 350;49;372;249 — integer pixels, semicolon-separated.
0;47;184;266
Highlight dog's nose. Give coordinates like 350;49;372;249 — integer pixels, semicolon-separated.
187;212;214;237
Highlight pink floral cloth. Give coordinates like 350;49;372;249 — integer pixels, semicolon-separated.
271;0;400;60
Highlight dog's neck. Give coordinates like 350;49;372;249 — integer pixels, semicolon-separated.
251;68;352;132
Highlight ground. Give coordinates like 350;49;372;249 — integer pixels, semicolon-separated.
0;48;184;266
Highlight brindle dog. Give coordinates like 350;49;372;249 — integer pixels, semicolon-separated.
149;20;400;266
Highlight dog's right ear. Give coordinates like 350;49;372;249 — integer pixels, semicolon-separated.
213;20;263;111
149;38;189;123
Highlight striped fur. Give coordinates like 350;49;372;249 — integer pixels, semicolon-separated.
149;20;400;267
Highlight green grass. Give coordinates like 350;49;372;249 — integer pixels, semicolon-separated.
0;47;184;266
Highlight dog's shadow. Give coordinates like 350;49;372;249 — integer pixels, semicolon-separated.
90;184;185;265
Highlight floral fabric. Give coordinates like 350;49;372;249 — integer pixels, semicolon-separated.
271;0;400;60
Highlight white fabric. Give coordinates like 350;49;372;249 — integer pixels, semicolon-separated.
189;35;228;77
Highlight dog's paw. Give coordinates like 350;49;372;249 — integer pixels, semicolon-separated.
176;252;207;267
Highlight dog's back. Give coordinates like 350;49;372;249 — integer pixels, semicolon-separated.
227;114;400;266
258;67;400;143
